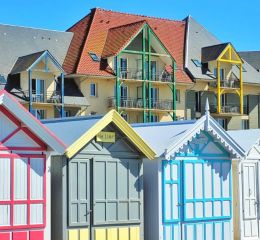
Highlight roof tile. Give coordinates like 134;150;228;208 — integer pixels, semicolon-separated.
64;8;192;83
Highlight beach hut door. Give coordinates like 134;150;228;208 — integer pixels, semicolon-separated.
242;162;259;238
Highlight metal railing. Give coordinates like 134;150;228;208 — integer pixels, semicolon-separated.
24;90;61;103
209;77;240;89
119;68;173;82
108;97;173;110
210;104;240;114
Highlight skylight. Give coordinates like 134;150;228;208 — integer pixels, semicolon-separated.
89;52;100;62
236;64;247;72
192;59;202;67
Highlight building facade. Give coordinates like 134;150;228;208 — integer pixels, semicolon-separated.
1;8;260;130
0;24;88;119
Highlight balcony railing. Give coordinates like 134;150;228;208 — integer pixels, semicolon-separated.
209;77;240;89
108;97;173;110
24;90;62;103
119;68;173;82
210;104;240;114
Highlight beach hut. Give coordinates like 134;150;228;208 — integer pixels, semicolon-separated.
228;129;260;240
133;104;245;240
0;90;66;240
42;110;156;240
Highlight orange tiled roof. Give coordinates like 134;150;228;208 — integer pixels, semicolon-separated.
63;8;192;83
102;20;146;58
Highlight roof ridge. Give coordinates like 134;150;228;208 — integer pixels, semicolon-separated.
0;22;70;34
95;7;185;24
202;42;230;49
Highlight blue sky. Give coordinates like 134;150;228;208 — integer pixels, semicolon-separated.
1;0;260;51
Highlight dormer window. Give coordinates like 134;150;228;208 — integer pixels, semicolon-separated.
192;59;202;67
236;64;247;72
89;52;100;62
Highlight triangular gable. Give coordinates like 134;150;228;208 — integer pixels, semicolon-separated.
10;50;65;76
0;106;45;150
218;43;243;63
164;112;245;159
201;43;243;64
65;110;156;159
102;20;175;62
0;90;66;153
102;21;146;57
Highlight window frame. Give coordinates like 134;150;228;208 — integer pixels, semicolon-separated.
89;53;100;62
90;83;97;97
192;59;202;67
0;154;46;230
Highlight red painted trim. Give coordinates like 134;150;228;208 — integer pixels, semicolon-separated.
0;154;46;230
21;127;46;149
0;127;21;144
27;157;31;226
10;156;14;227
0;147;45;151
0;106;20;127
0;92;67;149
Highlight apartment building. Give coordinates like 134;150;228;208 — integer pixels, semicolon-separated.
184;16;260;130
0;24;88;119
63;8;193;123
0;8;260;129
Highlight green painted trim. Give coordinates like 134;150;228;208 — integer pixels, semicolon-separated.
172;61;177;121
148;27;152;122
142;28;147;123
149;28;176;62
122;49;170;58
115;55;121;111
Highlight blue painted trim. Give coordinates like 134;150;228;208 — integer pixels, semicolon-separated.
28;50;65;73
60;73;65;118
182;159;232;222
162;160;181;223
28;70;32;113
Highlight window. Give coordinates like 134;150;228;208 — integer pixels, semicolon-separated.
195;92;201;112
64;110;71;117
120;85;128;99
121;113;128;121
90;83;97;97
213;68;225;80
32;79;44;102
216;118;227;130
236;64;247;72
89;53;100;62
151;115;159;122
0;155;46;229
192;59;202;67
176;89;180;102
31;109;45;120
242;120;249;130
120;58;128;79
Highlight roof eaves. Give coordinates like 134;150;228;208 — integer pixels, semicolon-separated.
65;109;156;160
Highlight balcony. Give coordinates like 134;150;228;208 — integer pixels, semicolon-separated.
210;104;240;114
209;77;240;89
108;97;173;110
119;68;173;83
24;90;62;104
